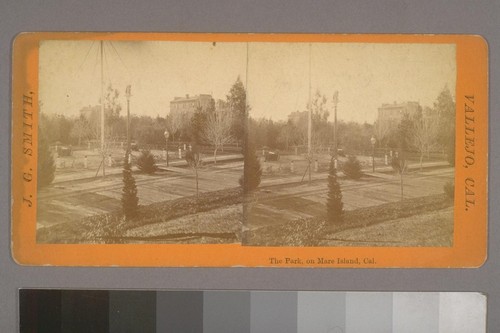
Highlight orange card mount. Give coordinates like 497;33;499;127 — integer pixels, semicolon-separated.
11;33;488;267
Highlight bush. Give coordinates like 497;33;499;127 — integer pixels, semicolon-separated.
443;181;454;200
239;140;262;193
122;153;139;220
342;155;363;180
326;160;343;224
38;130;55;188
136;150;158;174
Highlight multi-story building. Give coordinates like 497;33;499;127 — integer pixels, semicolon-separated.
377;101;422;124
169;94;214;116
288;110;308;126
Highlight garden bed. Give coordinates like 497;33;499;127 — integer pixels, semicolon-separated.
243;194;453;246
37;187;243;243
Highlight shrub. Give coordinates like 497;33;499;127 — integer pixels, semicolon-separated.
136;150;158;174
239;140;262;193
326;160;343;225
342;155;363;180
443;181;454;200
38;130;55;188
122;153;139;220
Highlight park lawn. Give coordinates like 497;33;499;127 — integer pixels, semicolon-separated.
37;187;243;244
243;194;453;247
318;206;453;247
124;204;242;244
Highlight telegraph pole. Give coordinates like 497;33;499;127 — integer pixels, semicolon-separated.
125;85;132;152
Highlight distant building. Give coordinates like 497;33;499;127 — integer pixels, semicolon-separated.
79;105;100;120
377;101;422;124
169;94;214;116
79;105;114;121
288;110;308;126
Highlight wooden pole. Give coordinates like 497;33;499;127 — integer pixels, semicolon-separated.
308;43;312;184
100;40;106;177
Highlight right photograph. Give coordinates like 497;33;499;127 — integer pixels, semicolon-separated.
242;42;456;247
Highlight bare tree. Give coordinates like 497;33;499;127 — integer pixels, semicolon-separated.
277;122;295;151
392;154;408;202
166;111;184;142
373;119;392;148
185;150;203;197
202;111;233;164
412;112;439;170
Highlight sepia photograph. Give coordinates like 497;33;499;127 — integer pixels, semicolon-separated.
242;42;456;247
36;40;248;244
35;40;456;246
11;32;487;267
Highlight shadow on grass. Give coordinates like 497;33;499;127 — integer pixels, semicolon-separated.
243;194;453;247
37;187;243;244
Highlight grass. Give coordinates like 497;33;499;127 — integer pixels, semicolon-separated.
37;187;243;244
319;207;453;247
125;205;242;244
243;194;453;246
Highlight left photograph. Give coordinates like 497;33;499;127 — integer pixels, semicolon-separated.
36;40;247;244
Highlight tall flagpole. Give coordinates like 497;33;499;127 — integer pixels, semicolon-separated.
308;43;312;184
100;40;106;177
245;41;249;152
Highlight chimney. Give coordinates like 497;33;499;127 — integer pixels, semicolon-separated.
186;94;189;99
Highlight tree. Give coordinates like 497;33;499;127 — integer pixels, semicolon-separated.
37;129;56;189
326;160;343;224
310;90;329;124
397;113;414;152
83;85;124;142
342;155;363;180
39;112;73;145
411;111;439;170
226;76;247;144
136;150;158;174
310;90;331;149
166;111;183;142
239;138;262;193
373;119;392;149
391;154;408;201
103;84;123;140
435;86;456;165
185;149;203;197
78;105;102;141
277;121;297;151
190;107;208;145
70;116;93;146
337;121;373;153
202;111;233;164
390;114;414;202
121;152;139;219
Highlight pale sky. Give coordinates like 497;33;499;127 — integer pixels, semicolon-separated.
39;40;456;123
